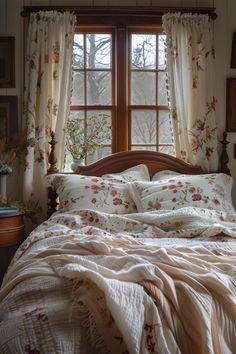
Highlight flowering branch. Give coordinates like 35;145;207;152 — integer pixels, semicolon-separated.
64;114;111;160
0;130;35;175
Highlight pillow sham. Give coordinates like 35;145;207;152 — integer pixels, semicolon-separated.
47;174;137;214
128;173;235;213
102;164;150;183
152;170;180;181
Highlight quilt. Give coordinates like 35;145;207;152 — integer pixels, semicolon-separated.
0;207;236;354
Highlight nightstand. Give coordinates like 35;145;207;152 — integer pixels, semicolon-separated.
0;212;24;284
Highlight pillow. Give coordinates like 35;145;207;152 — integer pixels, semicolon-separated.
47;174;137;214
102;164;150;183
128;173;235;213
152;170;180;181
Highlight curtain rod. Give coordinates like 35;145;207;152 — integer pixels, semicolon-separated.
21;6;217;20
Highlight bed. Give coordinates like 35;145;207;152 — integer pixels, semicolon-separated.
0;136;236;354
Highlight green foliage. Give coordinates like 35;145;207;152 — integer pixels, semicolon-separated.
0;130;36;175
64;113;111;160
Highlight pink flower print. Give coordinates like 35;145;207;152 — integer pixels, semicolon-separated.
189;187;196;193
219;215;225;221
52;52;59;63
20;242;29;252
168;185;176;190
91;198;96;204
91;184;100;191
91;178;99;183
206;146;214;160
172;198;177;203
213;199;220;205
192;194;202;201
84;185;90;189
89;216;94;222
162;186;167;190
191;139;200;153
110;190;117;196
44;54;49;63
113;198;122;205
153;201;161;210
197;121;205;131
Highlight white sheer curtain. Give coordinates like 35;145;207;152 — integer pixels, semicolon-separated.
23;11;76;228
163;13;218;172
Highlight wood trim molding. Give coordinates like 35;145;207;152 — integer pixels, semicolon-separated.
21;6;217;21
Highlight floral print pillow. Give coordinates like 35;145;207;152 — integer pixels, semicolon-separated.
102;164;150;183
128;173;235;213
48;174;137;214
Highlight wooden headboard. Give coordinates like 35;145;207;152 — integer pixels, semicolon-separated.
47;131;230;216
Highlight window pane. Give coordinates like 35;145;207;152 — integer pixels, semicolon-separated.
158;35;166;70
158;72;168;105
64;111;85;172
131;110;156;144
159;110;173;144
71;72;84;105
86;34;111;69
131;34;156;69
87;71;112;105
131;146;156;151
159;145;175;155
87;110;112;145
131;72;156;105
73;34;84;69
87;146;112;164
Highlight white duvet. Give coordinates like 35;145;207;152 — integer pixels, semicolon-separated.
0;207;236;354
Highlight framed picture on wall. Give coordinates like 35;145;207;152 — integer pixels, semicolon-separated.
226;78;236;131
0;96;18;143
231;32;236;68
0;37;15;88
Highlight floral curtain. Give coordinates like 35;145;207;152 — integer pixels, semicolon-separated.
162;13;218;172
23;11;76;229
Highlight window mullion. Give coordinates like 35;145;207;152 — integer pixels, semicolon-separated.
116;25;128;151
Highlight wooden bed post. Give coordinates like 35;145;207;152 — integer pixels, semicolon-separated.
47;131;59;218
48;131;59;174
219;131;230;175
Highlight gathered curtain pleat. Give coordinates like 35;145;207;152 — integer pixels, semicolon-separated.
162;13;218;172
23;11;76;230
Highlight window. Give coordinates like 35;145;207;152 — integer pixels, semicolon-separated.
129;31;173;154
64;20;174;171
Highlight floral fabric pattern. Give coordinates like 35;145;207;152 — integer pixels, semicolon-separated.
1;207;236;353
128;173;235;213
162;13;218;172
23;11;76;230
48;174;137;214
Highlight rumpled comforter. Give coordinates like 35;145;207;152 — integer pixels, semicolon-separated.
0;207;236;354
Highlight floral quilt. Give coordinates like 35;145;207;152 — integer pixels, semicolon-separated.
0;207;236;353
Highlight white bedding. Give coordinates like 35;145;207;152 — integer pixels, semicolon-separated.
0;207;236;353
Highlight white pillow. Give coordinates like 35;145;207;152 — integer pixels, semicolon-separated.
46;174;137;214
102;164;150;182
152;170;180;181
128;173;235;213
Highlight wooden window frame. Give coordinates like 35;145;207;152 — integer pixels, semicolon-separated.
71;14;166;152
